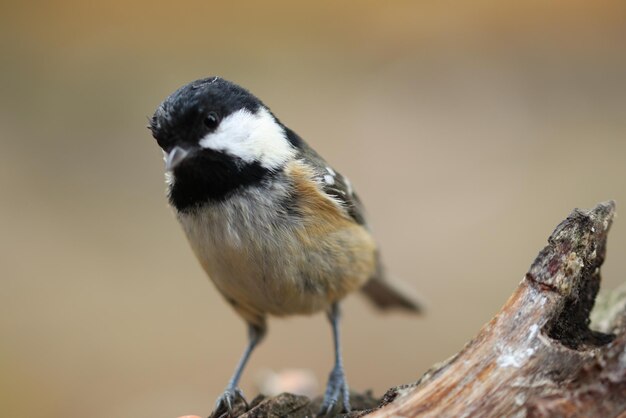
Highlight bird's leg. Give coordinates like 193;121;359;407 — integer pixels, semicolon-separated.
319;302;351;416
211;322;266;418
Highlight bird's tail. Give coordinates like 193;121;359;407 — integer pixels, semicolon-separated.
360;276;424;313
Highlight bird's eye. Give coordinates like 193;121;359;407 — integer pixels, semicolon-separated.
203;112;220;130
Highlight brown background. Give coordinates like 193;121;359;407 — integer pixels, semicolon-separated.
1;1;625;417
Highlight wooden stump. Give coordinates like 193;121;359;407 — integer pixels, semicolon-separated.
225;201;626;418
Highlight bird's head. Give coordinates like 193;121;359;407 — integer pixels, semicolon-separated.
149;77;297;173
149;77;301;209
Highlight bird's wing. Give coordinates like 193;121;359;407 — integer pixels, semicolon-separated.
286;128;367;225
285;128;423;314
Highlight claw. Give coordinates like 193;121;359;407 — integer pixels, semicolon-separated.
210;387;248;418
318;366;351;416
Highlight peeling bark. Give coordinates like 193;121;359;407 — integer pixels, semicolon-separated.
222;201;626;418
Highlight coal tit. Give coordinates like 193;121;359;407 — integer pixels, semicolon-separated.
149;77;421;416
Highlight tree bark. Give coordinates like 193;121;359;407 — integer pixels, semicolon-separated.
227;201;626;418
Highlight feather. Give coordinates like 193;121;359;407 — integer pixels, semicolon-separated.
361;277;424;313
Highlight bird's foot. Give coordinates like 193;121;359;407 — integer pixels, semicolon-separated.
318;365;350;416
210;387;248;418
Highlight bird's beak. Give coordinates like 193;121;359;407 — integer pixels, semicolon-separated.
164;146;191;172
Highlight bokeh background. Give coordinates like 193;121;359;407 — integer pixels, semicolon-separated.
1;1;625;417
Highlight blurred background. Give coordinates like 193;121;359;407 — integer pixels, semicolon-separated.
1;1;625;417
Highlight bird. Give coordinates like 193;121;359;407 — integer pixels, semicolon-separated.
148;77;422;417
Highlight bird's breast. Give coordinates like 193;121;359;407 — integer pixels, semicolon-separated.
174;161;377;323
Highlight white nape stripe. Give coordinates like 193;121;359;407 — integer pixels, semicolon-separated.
198;107;296;169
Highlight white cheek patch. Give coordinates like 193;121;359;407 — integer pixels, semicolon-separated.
198;107;296;169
